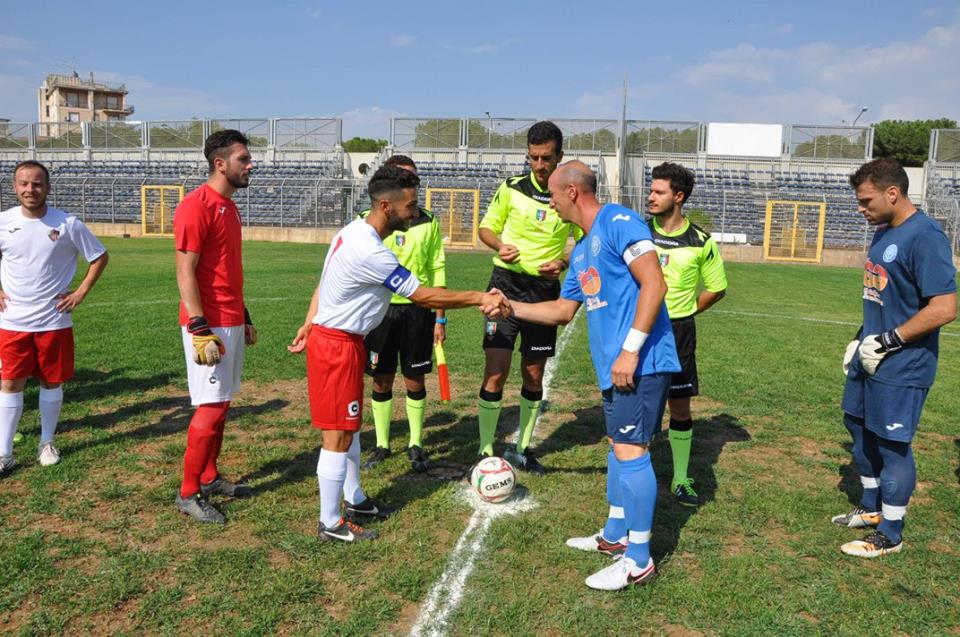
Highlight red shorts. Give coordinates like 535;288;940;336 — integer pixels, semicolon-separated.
307;325;365;431
0;327;75;384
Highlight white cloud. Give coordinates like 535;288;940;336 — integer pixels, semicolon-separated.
0;73;38;120
574;20;960;126
0;35;32;51
442;39;517;55
389;34;415;47
340;105;405;140
92;71;231;119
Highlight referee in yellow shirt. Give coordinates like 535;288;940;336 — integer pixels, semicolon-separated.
476;121;580;475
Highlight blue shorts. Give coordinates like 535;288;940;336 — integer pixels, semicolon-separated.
601;373;671;444
842;375;928;443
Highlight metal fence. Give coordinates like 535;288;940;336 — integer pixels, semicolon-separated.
0;174;365;228
0;118;341;153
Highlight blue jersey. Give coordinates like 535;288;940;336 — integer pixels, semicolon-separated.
862;210;956;388
561;203;680;390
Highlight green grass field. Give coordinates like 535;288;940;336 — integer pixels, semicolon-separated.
1;237;959;636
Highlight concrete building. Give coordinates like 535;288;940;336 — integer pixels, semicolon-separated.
38;72;134;124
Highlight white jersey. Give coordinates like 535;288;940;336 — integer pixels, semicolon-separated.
312;219;420;335
0;206;107;332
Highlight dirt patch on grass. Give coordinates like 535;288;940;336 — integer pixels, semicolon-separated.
661;624;709;637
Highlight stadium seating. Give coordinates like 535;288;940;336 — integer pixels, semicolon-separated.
641;163;867;247
0;160;349;227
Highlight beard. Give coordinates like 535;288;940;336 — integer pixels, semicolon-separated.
227;172;250;189
387;213;411;233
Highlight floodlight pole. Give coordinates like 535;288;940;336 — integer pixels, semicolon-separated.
852;107;869;126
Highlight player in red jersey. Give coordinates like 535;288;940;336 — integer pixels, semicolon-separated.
173;130;257;524
0;160;108;474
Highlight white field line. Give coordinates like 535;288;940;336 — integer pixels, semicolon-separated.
712;309;959;338
506;310;582;444
83;296;293;308
409;487;536;637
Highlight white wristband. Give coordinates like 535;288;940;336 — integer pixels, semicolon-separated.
622;328;648;354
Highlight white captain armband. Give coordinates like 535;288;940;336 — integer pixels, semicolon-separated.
622;240;655;265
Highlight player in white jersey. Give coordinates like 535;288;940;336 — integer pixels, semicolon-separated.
0;161;108;474
289;165;509;543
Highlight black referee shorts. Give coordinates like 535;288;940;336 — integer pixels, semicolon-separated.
668;315;698;398
364;304;435;377
482;266;559;357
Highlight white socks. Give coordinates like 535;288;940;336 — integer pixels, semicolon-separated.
316;449;348;528
343;435;366;506
0;391;24;457
39;386;63;446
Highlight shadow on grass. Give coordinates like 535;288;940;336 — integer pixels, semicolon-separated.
66;367;180;404
836;441;861;506
649;413;751;562
63;397;289;455
955;439;960;484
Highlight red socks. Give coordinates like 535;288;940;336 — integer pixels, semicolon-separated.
180;402;229;498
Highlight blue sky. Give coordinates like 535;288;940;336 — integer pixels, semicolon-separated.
2;1;959;139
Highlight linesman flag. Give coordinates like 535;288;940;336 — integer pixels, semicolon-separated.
434;341;451;402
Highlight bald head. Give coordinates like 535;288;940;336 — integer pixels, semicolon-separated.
549;160;597;195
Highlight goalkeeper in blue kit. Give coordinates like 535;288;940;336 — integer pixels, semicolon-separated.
837;158;956;558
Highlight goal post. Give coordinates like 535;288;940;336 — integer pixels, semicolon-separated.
425;188;480;247
763;200;827;263
141;185;184;236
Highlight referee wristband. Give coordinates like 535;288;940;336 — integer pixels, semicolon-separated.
435;317;448;325
622;328;648;354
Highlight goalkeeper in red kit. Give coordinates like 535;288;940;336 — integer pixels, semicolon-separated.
173;130;258;524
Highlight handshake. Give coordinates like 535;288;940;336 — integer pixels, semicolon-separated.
479;288;513;319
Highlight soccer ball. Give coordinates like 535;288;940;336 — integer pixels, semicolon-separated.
471;456;516;503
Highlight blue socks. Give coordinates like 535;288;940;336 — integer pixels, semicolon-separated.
876;438;915;544
602;449;626;543
618;452;657;565
844;414;882;511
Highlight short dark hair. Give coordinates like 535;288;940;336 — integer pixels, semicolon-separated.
384;154;417;171
368;164;420;202
849;158;909;194
204;129;250;171
651;162;695;205
13;160;50;185
527;120;563;153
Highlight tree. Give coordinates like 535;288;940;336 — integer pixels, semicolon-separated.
342;137;388;152
872;118;957;167
792;133;869;159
